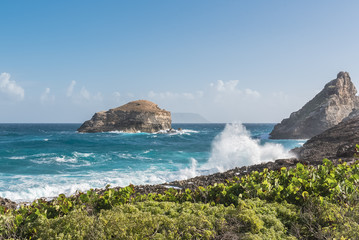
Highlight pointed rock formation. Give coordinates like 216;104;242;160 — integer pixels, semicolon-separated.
78;100;171;133
270;72;359;139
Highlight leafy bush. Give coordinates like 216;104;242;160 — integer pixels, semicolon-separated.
2;159;359;239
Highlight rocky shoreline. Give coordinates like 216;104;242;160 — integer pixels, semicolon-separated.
2;102;358;210
0;158;305;209
3;156;357;210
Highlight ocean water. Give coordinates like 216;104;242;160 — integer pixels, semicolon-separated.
0;123;306;202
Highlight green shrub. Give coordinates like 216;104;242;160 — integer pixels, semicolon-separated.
2;159;359;239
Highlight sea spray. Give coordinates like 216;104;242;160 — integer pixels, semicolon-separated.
0;123;302;202
202;123;293;172
177;158;198;180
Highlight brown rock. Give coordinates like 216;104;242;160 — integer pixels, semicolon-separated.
270;72;359;139
78;100;171;133
0;197;17;210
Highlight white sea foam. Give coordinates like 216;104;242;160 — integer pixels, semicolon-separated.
73;152;93;158
30;154;92;166
55;156;77;163
108;130;124;134
202;122;293;173
177;158;198;180
1;123;295;203
0;170;170;202
8;156;26;160
155;129;199;135
108;130;147;135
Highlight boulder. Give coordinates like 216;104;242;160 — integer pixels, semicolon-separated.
77;100;171;133
270;72;359;139
0;197;17;210
292;115;359;162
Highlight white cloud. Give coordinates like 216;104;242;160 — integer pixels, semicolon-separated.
148;90;203;100
67;85;103;105
66;80;103;105
112;91;122;104
80;87;91;100
67;81;76;97
210;80;260;98
40;87;55;103
244;88;260;98
210;80;239;92
0;72;25;101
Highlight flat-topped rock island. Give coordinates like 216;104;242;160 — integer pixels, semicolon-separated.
77;100;171;133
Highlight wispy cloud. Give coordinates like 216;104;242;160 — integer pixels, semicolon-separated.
66;81;103;104
210;80;260;97
148;90;204;100
210;80;239;92
40;88;55;104
67;80;76;97
0;72;25;101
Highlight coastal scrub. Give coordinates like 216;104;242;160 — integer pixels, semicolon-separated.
1;159;359;239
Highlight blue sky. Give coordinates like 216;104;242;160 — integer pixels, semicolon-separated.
1;1;358;123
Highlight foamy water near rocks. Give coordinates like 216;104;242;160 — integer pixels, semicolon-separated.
78;100;171;133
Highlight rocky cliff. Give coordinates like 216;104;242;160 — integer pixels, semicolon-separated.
77;100;171;133
292;114;359;162
270;72;359;139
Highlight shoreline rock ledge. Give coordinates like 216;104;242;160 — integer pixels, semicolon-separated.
270;71;359;139
292;114;359;162
77;100;171;133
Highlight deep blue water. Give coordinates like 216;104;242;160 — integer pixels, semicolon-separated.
0;123;306;202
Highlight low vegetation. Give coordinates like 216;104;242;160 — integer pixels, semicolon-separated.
1;147;359;239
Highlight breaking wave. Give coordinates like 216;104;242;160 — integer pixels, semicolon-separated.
202;122;293;173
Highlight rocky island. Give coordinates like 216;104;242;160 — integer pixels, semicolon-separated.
77;100;171;133
270;72;359;139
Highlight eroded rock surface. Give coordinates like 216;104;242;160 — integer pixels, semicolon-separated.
270;72;359;139
78;100;171;133
292;115;359;162
0;197;17;210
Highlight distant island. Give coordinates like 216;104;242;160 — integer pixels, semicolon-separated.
77;100;171;133
172;112;210;123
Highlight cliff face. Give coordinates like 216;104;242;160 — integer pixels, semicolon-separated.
292;115;359;162
270;72;359;139
77;100;171;133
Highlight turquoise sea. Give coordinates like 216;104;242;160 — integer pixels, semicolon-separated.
0;123;305;202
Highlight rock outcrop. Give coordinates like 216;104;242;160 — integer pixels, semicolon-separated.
343;109;359;122
77;100;171;133
0;197;17;210
292;114;359;162
270;72;359;139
